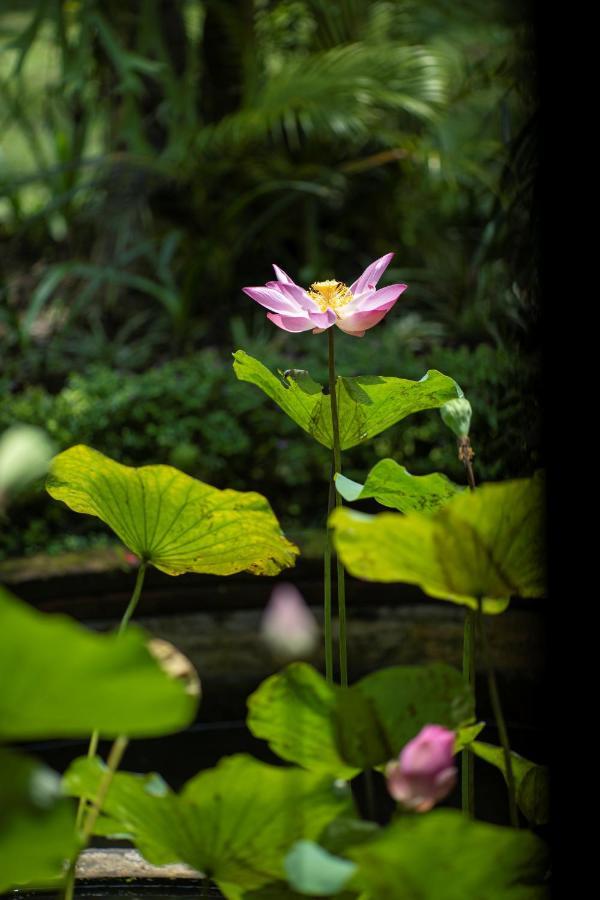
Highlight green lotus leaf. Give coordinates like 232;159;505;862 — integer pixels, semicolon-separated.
233;351;462;451
0;587;197;740
64;753;354;897
284;840;357;896
348;809;549;899
330;474;545;613
335;459;463;513
46;444;299;576
247;662;474;777
0;749;77;892
470;741;550;825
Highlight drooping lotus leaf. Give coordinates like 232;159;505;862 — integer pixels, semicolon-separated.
335;459;463;513
330;474;545;613
247;662;474;777
0;587;197;740
46;445;299;576
470;742;550;825
63;753;354;898
0;749;78;892
348;809;549;899
233;351;462;451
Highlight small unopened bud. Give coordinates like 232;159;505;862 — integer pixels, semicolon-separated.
0;425;55;501
148;638;201;699
440;398;472;439
386;724;457;812
261;583;319;661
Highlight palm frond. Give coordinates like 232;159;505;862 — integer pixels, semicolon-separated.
197;42;450;152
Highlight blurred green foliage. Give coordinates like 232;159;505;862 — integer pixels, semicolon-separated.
0;0;539;558
0;324;540;559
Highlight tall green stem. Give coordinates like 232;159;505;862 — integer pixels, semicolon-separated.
462;610;475;817
328;328;348;686
460;437;476;816
64;736;129;900
117;562;148;635
323;471;334;683
476;598;519;828
70;563;148;882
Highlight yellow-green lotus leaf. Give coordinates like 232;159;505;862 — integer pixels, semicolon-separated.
46;445;298;576
330;475;545;613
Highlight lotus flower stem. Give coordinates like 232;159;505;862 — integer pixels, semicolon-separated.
323;471;334;683
476;598;519;828
64;735;130;900
328;328;348;686
118;561;148;634
458;434;476;816
462;610;476;817
73;564;147;833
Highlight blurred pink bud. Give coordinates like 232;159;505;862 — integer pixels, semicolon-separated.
386;724;457;812
261;583;319;660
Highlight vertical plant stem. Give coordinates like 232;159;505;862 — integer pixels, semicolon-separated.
461;610;476;817
81;735;129;841
71;564;148;869
63;736;130;900
459;434;476;815
117;561;148;635
476;598;519;828
323;469;334;683
328;328;348;687
458;436;476;491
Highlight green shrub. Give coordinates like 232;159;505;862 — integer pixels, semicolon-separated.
1;330;540;560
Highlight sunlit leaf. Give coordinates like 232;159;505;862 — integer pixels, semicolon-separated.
348;809;549;899
64;754;354;897
0;749;77;893
335;459;462;512
330;475;545;613
233;351;461;451
46;445;299;576
247;662;474;776
0;587;197;740
470;742;549;825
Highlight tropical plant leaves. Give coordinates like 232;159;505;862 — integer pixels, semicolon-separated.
63;753;354;897
46;444;299;576
470;742;550;825
0;587;197;740
232;351;461;451
330;474;545;613
0;749;77;893
348;809;549;899
335;459;462;512
246;662;474;777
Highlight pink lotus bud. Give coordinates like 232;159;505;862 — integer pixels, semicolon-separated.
261;583;319;660
385;724;457;812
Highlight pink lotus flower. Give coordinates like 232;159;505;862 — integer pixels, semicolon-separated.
385;724;457;812
261;583;319;660
243;253;407;338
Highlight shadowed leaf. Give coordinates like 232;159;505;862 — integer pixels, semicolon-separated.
349;809;549;899
64;754;354;896
470;742;549;825
0;749;77;892
247;662;474;776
